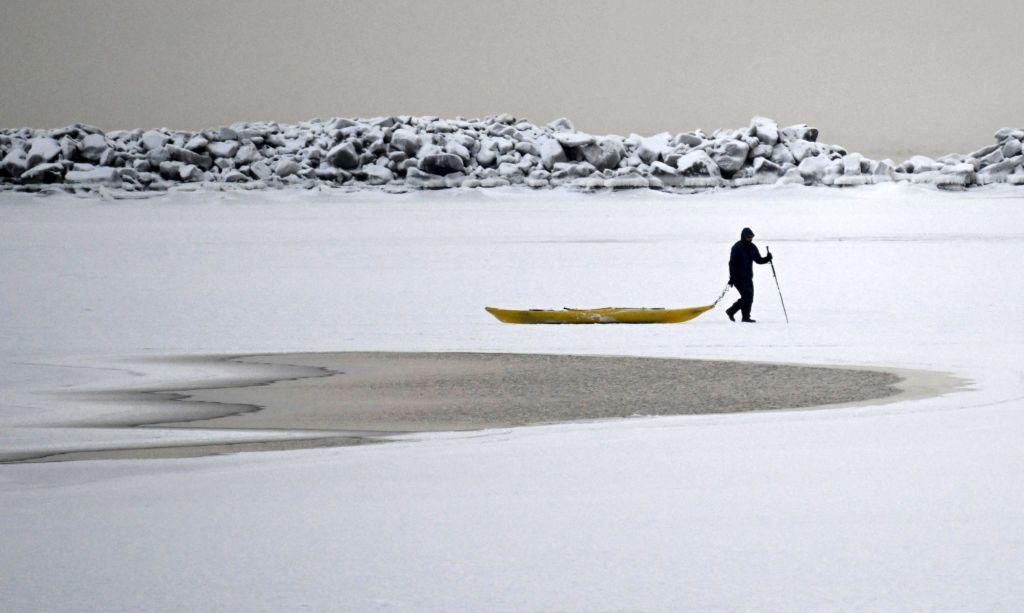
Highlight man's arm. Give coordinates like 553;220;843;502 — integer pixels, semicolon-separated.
751;244;772;264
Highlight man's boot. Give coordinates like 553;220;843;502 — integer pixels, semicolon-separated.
725;305;737;321
741;317;756;323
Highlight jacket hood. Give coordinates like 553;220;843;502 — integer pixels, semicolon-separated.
741;227;755;240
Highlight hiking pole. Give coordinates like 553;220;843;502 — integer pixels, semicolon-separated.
766;246;789;324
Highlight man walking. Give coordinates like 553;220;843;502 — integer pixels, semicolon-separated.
726;227;772;323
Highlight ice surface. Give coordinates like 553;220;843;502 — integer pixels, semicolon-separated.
0;185;1023;610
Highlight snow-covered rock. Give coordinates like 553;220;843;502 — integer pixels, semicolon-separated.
751;117;779;146
274;159;300;178
80;134;108;162
582;138;624;171
140;130;169;152
362;165;394;185
326;142;359;169
20;162;64;182
234;144;261;165
2;147;28;177
65;167;121;184
419;153;465;176
634;133;670;165
539;138;567;171
781;123;819;142
207;141;240;159
708;140;750;176
554;132;595;148
0;115;1020;193
26;137;61;168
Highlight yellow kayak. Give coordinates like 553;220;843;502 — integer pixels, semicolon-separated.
485;304;715;324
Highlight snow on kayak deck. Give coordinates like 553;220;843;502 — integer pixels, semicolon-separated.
1;184;1023;611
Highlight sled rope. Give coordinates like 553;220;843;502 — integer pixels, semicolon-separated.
711;283;731;307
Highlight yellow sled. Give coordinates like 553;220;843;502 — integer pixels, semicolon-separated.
485;304;715;324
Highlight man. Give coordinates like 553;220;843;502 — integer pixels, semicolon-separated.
726;227;772;323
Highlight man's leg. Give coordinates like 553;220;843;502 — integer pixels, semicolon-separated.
726;295;742;320
739;281;754;321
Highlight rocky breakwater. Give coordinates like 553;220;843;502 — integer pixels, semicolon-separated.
1;115;1022;194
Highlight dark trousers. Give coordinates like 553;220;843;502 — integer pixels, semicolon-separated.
728;279;754;319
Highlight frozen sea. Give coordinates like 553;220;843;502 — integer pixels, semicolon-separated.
1;184;1023;611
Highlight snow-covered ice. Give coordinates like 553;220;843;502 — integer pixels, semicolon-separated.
1;184;1023;611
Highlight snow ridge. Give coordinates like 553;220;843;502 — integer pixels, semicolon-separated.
2;115;1022;194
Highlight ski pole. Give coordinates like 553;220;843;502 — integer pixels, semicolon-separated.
766;246;789;324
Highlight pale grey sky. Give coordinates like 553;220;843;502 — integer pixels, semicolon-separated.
1;0;1021;159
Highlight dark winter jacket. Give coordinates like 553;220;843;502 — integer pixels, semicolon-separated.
729;239;770;284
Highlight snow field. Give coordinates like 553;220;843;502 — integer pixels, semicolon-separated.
1;184;1023;610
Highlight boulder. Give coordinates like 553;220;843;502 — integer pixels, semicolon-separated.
363;165;394;185
234;144;261;165
65;167;121;185
2;148;28;177
404;167;447;189
516;154;538;173
444;141;471;161
547;117;574;132
326;142;359;169
976;148;1004;168
249;160;273;180
777;167;805;185
969;143;999;159
605;168;649;189
26;137;61;168
20;162;65;182
525;169;550;188
786;140;817;162
676;150;721;177
770;143;796;165
842;153;863;175
168;146;213;170
675;132;704;147
708;139;750;175
274;159;300;178
389;129;420;156
1001;138;1022;158
870;159;896;179
582;138;625;171
637;133;672;164
753;157;783;176
977;155;1022;181
223;169;248;183
141;130;169;151
147;146;172;166
216;127;240;141
179;164;204;182
184;135;209;151
798;155;830;183
994;127;1024;142
539;138;567;170
781;124;819;142
515;141;540;157
554;132;595;148
751;117;779;146
418;153;465;176
207;141;240;158
59;135;79;160
80;134;108;162
158;160;183;179
904;155;942;173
